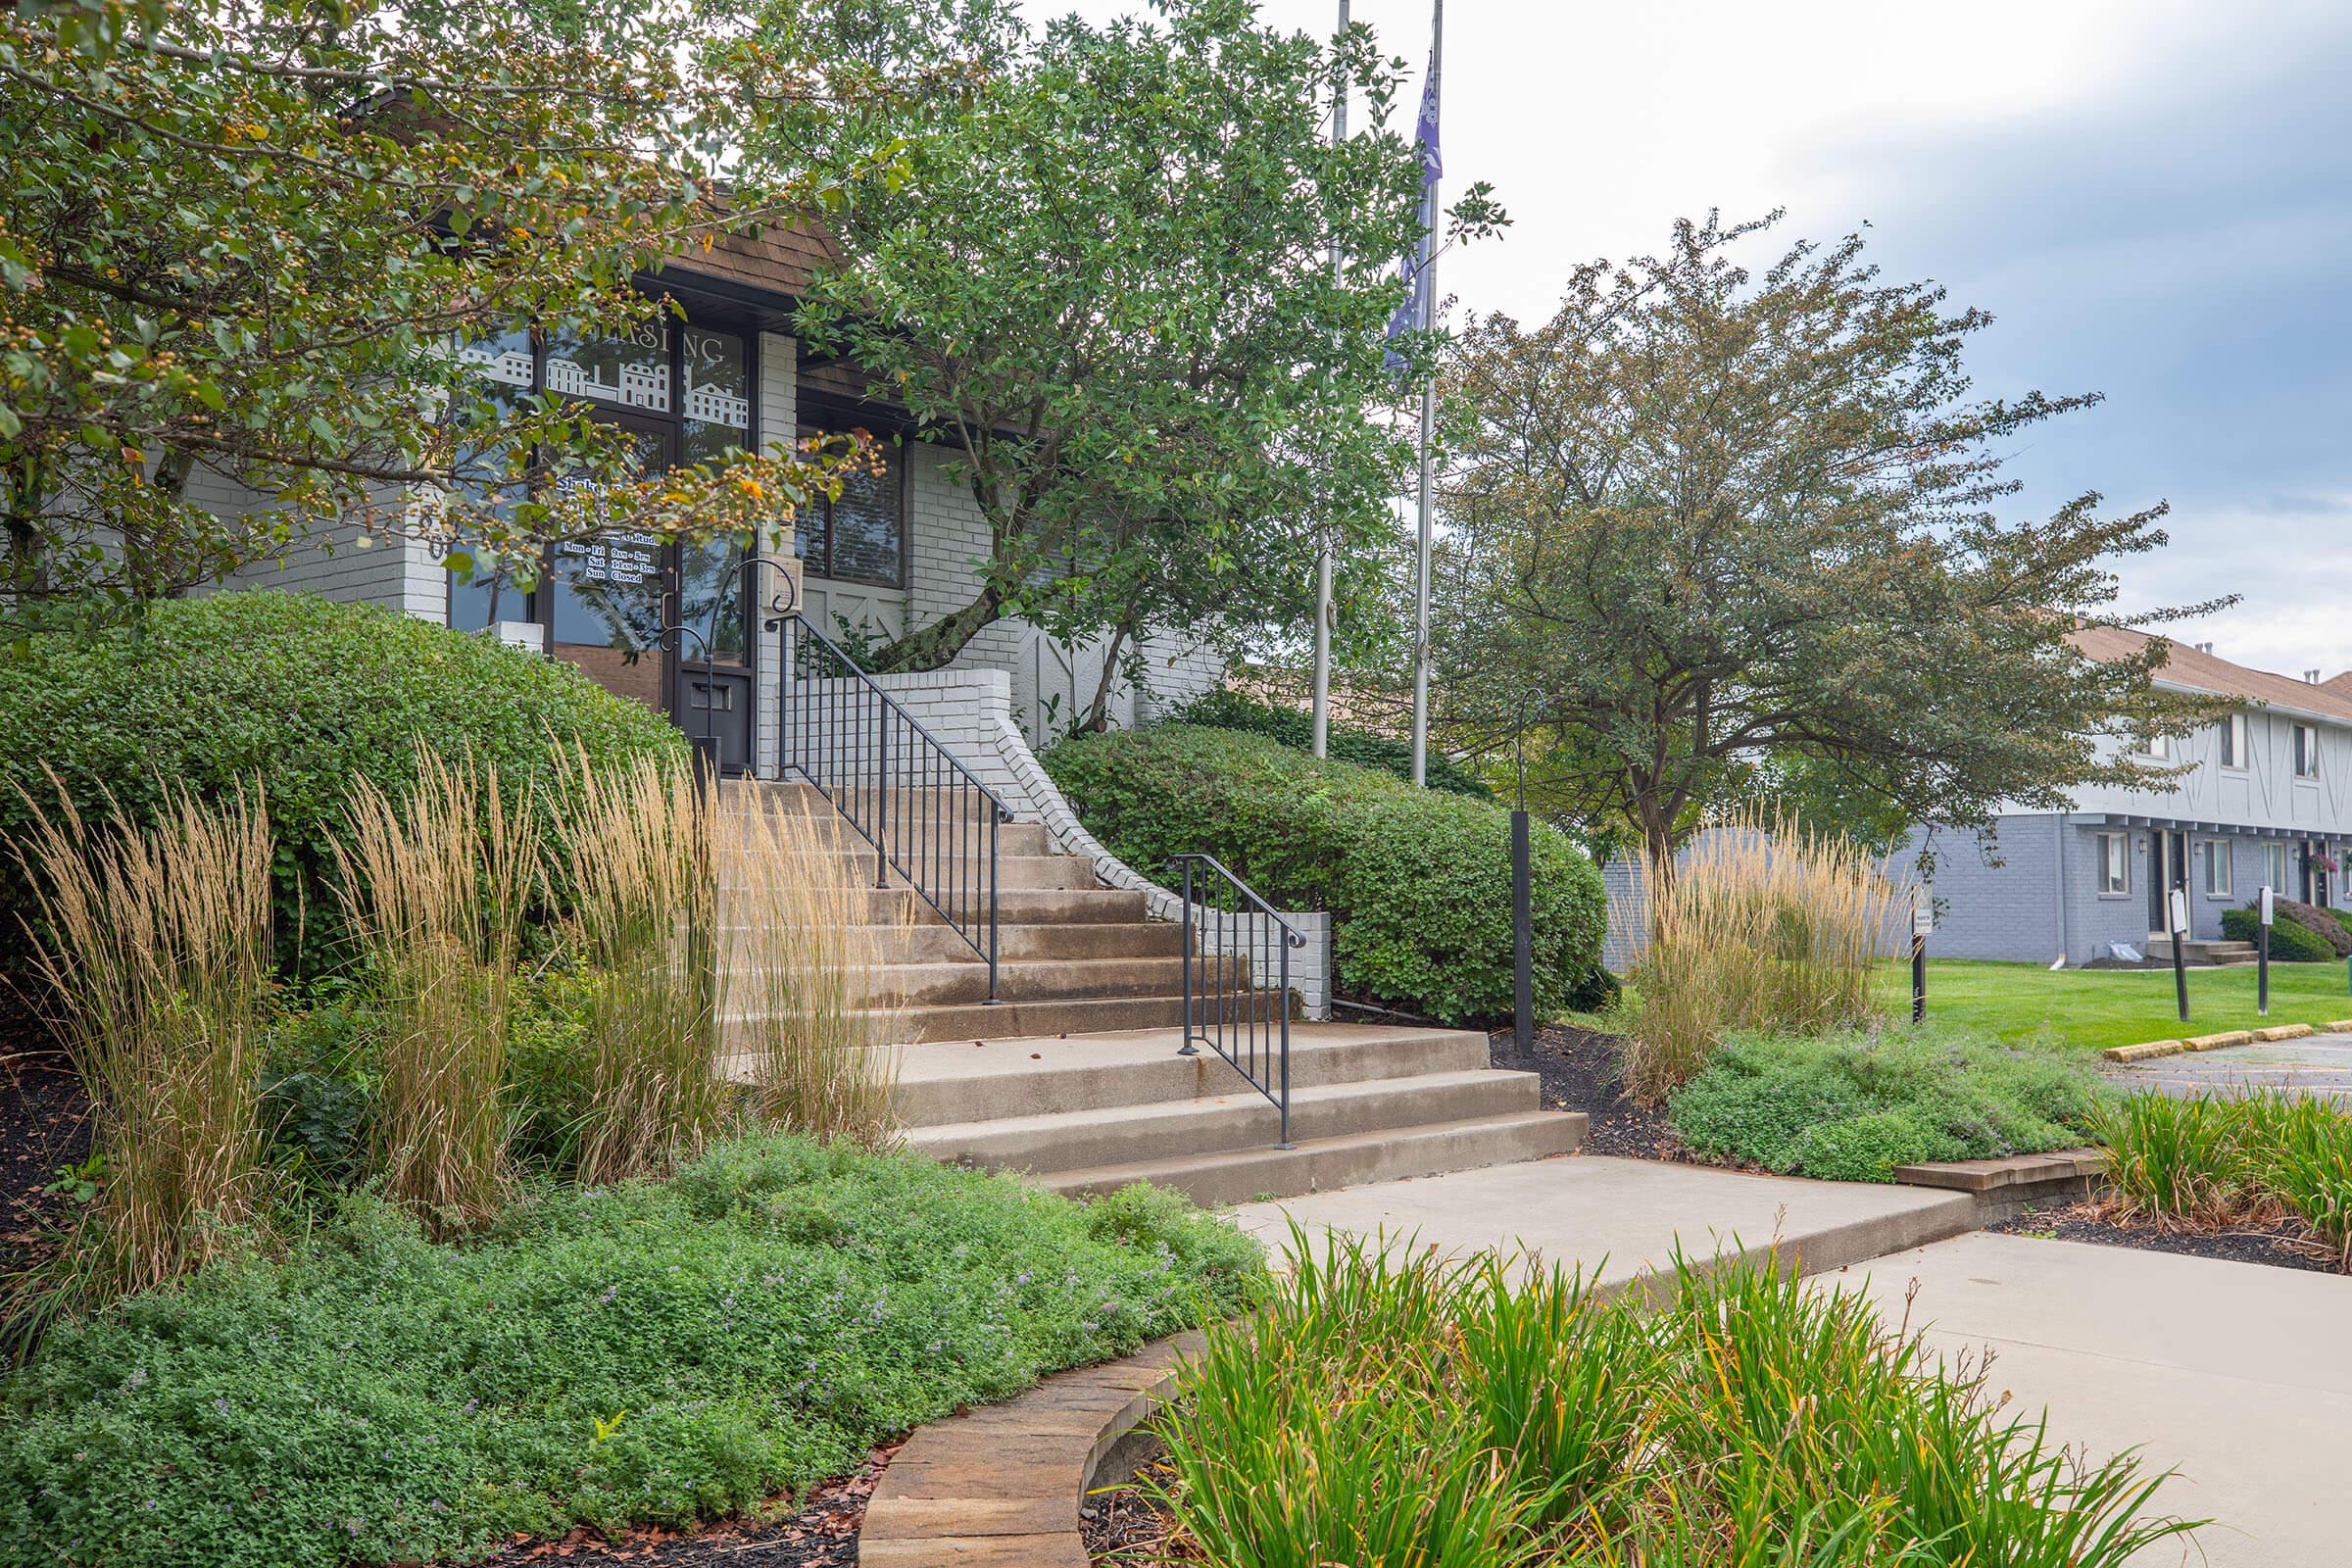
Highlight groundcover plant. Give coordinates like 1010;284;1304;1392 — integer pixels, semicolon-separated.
1145;1227;2193;1567
0;1141;1262;1568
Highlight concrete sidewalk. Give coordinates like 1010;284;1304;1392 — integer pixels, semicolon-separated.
1228;1154;1976;1282
1848;1232;2352;1568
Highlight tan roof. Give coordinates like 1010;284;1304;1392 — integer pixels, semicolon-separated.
2071;624;2352;724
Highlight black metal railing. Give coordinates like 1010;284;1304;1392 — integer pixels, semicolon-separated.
1170;854;1305;1147
782;612;1009;1001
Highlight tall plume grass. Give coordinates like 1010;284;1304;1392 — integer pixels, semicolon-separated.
720;796;903;1151
1622;810;1902;1102
11;782;271;1301
333;750;535;1229
552;750;724;1184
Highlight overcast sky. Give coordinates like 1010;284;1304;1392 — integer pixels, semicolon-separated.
1054;0;2352;680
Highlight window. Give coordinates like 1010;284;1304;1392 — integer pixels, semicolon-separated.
2096;832;2131;895
798;436;905;587
2294;723;2322;779
2219;712;2247;769
2202;839;2232;898
2138;732;2172;760
2266;841;2290;894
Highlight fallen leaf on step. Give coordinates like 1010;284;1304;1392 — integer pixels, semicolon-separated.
1030;1053;1041;1059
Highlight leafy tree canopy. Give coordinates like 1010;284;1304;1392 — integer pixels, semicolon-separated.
1435;212;2228;870
748;0;1501;724
0;0;895;630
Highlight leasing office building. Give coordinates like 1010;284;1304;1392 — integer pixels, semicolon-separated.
1908;628;2352;965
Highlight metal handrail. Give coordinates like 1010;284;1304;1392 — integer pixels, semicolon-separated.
1169;853;1306;1147
781;612;1008;1001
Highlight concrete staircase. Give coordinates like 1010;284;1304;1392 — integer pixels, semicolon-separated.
724;780;1186;1044
2146;936;2259;966
720;781;1584;1202
885;1025;1584;1205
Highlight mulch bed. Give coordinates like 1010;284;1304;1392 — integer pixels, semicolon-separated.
1991;1200;2344;1276
1491;1022;1728;1167
0;1048;90;1279
1083;1456;1195;1566
465;1446;893;1566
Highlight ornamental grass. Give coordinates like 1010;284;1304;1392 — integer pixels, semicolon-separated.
1621;810;1903;1102
332;748;536;1229
1144;1229;2195;1568
549;749;727;1185
10;781;272;1303
2095;1088;2352;1266
719;796;904;1151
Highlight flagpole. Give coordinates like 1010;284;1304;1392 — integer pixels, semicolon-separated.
1410;0;1442;788
1313;0;1348;761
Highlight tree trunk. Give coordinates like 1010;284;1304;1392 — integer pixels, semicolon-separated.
867;583;1005;673
1075;624;1132;735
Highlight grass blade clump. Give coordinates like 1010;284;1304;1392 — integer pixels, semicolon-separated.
333;749;535;1229
1143;1233;2198;1566
720;795;902;1150
553;751;724;1184
1623;810;1901;1101
11;782;272;1302
2097;1088;2352;1265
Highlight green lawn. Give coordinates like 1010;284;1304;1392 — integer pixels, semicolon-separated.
1879;958;2352;1051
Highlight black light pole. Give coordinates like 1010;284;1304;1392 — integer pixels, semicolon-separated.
1511;808;1534;1067
2258;883;2272;1017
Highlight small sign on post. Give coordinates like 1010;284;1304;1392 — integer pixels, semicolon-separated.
2258;884;2273;1017
1910;887;1931;1023
2167;880;2190;1025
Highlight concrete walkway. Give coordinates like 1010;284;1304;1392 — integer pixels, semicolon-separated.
1228;1154;1976;1281
2110;1029;2352;1104
1848;1232;2352;1568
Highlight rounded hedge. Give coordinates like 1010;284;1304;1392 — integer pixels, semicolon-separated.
1164;687;1494;799
1040;724;1605;1025
0;591;684;978
2220;906;2334;962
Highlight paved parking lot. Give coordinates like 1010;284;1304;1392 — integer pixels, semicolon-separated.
2109;1031;2352;1103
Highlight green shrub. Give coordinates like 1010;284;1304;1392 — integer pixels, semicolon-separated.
1147;1230;2193;1567
1165;687;1493;798
1666;1024;2105;1181
0;591;682;979
1041;725;1605;1025
2220;906;2334;961
0;1135;1264;1568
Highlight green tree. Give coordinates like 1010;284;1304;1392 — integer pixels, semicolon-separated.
0;0;878;628
1436;212;2226;873
754;0;1498;725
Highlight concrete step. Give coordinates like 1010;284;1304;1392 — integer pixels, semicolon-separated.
858;1025;1495;1127
726;994;1192;1048
720;817;1054;858
910;1067;1543;1174
733;885;1150;927
861;920;1185;964
729;781;1017;828
782;956;1189;1008
1039;1109;1586;1205
724;852;1099;895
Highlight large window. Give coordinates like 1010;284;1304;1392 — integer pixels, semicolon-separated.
2202;839;2232;898
2219;712;2247;769
2096;831;2131;895
448;317;756;654
2294;723;2322;778
2265;841;2290;895
798;437;905;587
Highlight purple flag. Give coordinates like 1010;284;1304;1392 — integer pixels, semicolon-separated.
1384;7;1443;373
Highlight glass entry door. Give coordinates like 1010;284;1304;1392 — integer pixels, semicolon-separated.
525;318;757;773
